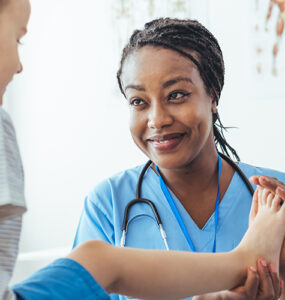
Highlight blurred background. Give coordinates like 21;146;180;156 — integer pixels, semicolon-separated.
3;0;285;283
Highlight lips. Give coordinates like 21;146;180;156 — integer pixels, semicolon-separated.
147;133;186;151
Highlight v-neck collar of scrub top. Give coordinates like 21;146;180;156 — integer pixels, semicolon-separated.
147;163;244;251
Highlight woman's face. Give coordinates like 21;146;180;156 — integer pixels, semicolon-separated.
121;46;217;169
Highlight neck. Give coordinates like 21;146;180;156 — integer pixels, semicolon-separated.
157;146;219;196
153;137;235;229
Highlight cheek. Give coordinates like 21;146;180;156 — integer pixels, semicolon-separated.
129;111;144;143
180;103;211;127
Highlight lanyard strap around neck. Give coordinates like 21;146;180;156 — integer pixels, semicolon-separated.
155;155;222;252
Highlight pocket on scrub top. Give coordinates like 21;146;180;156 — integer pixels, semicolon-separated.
124;213;166;250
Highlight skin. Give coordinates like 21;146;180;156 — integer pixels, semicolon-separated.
251;176;285;300
120;45;284;299
67;187;285;299
195;188;284;300
1;1;284;297
0;0;30;105
193;183;285;300
121;45;234;229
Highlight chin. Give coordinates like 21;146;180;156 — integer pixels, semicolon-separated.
151;154;194;170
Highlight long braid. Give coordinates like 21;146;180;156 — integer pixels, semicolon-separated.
117;18;240;162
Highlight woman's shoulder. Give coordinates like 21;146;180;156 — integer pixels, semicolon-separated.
86;164;146;203
238;161;285;181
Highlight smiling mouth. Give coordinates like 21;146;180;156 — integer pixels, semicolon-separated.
147;133;186;151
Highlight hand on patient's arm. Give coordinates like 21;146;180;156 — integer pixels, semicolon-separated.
279;240;285;280
250;176;285;200
193;259;282;300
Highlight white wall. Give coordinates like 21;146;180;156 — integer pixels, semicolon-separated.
4;0;285;281
208;0;285;170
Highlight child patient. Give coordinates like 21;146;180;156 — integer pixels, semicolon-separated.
1;0;285;299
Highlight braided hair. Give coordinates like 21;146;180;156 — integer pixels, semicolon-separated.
117;18;239;161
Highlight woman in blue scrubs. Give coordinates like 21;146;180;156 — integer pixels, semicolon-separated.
73;18;285;300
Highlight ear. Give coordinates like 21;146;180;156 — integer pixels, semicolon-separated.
211;99;217;114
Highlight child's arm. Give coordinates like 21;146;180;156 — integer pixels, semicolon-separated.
68;240;254;300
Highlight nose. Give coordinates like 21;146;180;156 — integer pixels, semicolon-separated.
147;102;173;129
17;63;23;74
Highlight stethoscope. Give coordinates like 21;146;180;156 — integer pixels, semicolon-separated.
120;152;254;251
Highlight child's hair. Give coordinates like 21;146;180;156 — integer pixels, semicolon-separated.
117;18;240;161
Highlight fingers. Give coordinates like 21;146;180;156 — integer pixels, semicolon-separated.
229;266;259;299
280;280;284;299
250;176;261;186
250;175;285;197
250;176;285;209
256;259;280;300
268;264;282;299
260;176;282;192
252;176;276;192
242;266;259;298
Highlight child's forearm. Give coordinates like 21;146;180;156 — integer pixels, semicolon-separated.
68;241;253;299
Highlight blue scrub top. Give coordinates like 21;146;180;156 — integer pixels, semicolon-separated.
73;162;285;300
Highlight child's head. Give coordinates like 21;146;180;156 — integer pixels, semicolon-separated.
0;0;30;104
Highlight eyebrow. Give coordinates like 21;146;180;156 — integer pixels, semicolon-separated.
162;77;193;88
124;84;145;92
124;76;193;92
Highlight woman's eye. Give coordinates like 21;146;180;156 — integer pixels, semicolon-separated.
168;91;190;101
130;98;145;106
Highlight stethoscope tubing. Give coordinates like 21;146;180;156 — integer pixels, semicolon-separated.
120;153;254;249
120;198;169;249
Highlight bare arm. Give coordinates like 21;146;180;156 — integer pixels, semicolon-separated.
68;187;285;299
68;241;255;300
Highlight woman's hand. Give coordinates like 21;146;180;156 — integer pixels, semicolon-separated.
249;176;285;200
193;260;282;300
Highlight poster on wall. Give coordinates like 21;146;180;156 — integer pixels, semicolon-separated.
251;0;285;101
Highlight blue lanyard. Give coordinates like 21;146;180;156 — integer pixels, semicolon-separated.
155;155;222;252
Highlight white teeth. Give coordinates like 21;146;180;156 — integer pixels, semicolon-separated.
156;140;168;144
